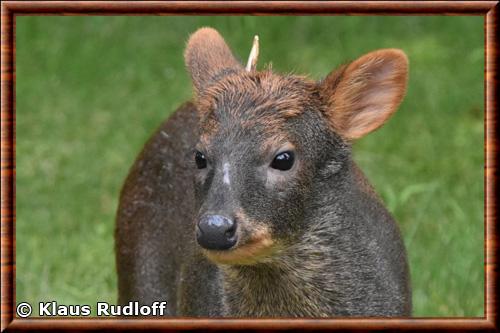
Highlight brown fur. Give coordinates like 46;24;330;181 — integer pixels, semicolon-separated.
198;116;219;147
184;27;242;94
196;70;315;122
321;49;409;140
192;69;317;153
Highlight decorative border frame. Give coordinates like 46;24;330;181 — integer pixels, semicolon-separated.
1;1;497;331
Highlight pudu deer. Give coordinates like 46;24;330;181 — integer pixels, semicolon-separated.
115;27;411;317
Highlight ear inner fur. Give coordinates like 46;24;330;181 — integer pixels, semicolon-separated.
321;49;409;140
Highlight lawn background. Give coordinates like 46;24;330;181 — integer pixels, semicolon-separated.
15;16;484;317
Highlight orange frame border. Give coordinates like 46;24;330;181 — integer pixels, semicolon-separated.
1;1;498;331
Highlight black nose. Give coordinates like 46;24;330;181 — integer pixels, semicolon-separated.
196;215;237;250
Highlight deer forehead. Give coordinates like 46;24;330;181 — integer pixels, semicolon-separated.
199;118;290;157
197;71;317;125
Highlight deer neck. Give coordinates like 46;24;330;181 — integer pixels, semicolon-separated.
219;213;340;317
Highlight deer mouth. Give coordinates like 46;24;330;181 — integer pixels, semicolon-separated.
201;226;278;265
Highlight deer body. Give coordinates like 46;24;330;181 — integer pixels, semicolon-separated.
115;28;411;317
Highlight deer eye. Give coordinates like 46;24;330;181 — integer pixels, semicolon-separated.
270;151;294;171
195;151;207;169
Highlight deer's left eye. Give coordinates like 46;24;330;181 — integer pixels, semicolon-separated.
195;151;207;169
270;151;294;171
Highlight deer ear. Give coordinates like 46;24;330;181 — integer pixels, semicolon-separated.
184;27;243;93
321;49;409;140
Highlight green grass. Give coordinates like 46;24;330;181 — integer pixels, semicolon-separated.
15;16;484;317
